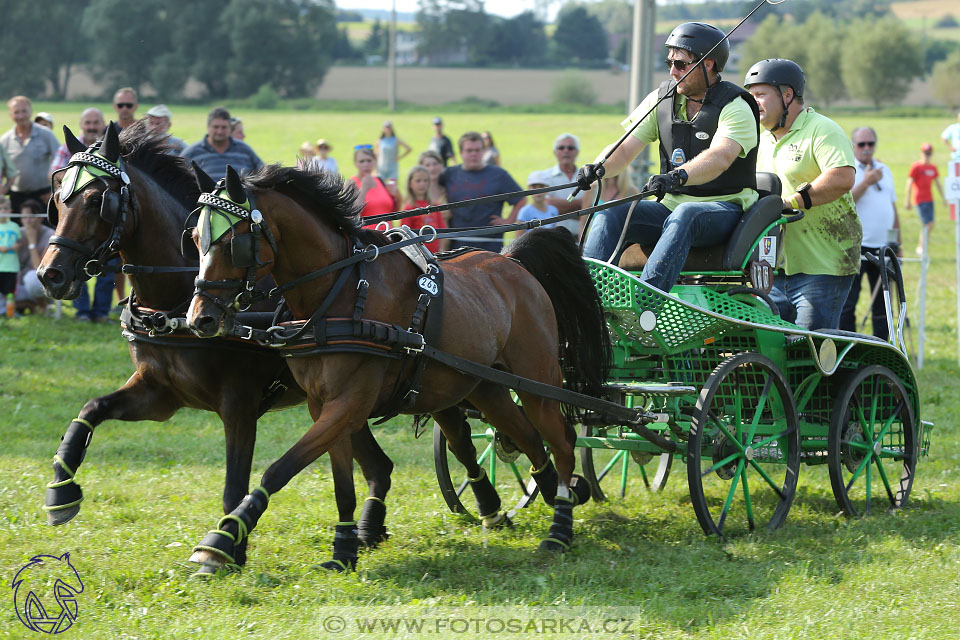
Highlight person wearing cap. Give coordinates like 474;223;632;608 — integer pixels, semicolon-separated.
308;139;338;175
428;117;455;166
838;127;898;340
744;58;860;330
375;121;411;181
579;22;759;293
182;106;262;178
905;142;946;256
144;104;187;155
515;170;562;238
33;113;54;129
1;96;60;214
941;111;960;160
540;133;585;231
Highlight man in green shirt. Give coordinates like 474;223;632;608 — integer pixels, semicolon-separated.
744;58;860;330
580;22;759;292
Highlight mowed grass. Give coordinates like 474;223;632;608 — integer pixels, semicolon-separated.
2;111;959;639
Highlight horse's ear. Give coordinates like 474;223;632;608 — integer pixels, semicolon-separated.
100;122;121;163
192;161;216;193
63;126;87;154
225;165;245;203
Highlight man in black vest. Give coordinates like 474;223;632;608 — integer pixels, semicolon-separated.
580;22;760;292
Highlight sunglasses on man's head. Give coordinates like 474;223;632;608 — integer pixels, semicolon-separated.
665;58;698;71
354;144;373;150
115;102;135;109
856;141;876;148
555;145;577;151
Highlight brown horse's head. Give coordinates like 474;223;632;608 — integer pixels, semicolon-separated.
39;124;129;299
187;165;278;338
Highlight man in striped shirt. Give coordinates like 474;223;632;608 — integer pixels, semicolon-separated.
182;107;262;179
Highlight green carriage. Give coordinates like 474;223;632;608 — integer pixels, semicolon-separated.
434;172;930;538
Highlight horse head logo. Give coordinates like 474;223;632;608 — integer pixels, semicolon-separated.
12;553;84;634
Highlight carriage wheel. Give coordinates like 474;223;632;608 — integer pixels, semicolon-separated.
579;423;672;501
687;352;800;538
433;421;539;521
827;365;917;517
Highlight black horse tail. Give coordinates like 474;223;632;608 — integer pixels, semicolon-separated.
504;227;611;412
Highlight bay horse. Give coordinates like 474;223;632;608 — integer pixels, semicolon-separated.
36;122;421;573
185;164;611;569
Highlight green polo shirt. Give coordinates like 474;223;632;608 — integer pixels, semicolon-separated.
756;108;861;276
623;88;758;212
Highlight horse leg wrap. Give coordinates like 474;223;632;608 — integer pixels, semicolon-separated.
468;469;508;528
531;459;558;507
44;420;93;521
570;474;591;507
320;522;360;572
537;495;575;553
192;487;269;569
357;497;388;547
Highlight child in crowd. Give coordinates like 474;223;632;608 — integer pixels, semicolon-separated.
400;165;447;253
0;197;22;314
515;171;560;238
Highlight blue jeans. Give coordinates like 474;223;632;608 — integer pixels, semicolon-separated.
583;199;742;291
769;273;854;330
74;274;114;319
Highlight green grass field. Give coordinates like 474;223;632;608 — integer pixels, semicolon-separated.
2;111;959;639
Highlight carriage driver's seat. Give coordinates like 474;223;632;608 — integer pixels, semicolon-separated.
617;172;785;275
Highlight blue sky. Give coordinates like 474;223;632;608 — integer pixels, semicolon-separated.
336;1;549;19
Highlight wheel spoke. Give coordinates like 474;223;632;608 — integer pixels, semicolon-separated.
455;478;469;499
701;451;741;480
844;452;873;495
741;464;754;531
597;449;625;483
865;457;872;515
508;462;529;495
753;427;795;451
747;375;773;443
708;413;746;454
841;438;871;451
747;458;786;500
875;398;906;444
637;456;649;491
873;455;896;505
717;459;745;534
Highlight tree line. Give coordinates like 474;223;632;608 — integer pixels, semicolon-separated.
0;0;338;100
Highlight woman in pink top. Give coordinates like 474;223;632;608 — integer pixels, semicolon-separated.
350;145;400;228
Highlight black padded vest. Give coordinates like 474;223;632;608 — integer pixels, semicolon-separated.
656;79;760;197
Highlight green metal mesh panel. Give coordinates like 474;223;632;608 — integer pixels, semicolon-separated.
590;260;798;355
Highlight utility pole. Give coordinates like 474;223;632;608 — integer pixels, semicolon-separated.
627;0;656;182
388;0;397;112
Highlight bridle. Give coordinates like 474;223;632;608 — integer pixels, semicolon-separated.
47;146;136;281
191;178;278;312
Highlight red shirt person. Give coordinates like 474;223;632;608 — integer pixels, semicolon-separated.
350;145;400;229
905;143;946;254
399;165;447;252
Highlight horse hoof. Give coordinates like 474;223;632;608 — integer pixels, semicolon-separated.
46;504;81;526
481;511;512;530
188;549;239;578
537;538;570;553
318;558;355;573
358;529;389;548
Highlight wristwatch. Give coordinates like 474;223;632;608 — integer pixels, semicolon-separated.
796;182;813;209
28;244;36;250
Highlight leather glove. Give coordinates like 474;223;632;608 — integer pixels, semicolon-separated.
642;169;688;202
575;163;605;191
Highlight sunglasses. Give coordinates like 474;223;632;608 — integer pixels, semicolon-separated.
555;145;577;151
856;141;876;148
115;102;135;109
354;144;373;150
665;58;699;71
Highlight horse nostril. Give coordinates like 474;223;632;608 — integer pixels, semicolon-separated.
195;314;218;336
40;267;64;288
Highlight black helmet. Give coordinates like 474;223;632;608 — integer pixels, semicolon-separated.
665;22;729;72
743;58;805;98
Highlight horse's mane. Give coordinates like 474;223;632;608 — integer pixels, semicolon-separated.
242;164;387;246
118;120;200;214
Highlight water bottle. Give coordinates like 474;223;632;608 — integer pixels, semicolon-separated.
5;293;13;318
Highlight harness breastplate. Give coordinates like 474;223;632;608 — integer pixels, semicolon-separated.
656;79;760;197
